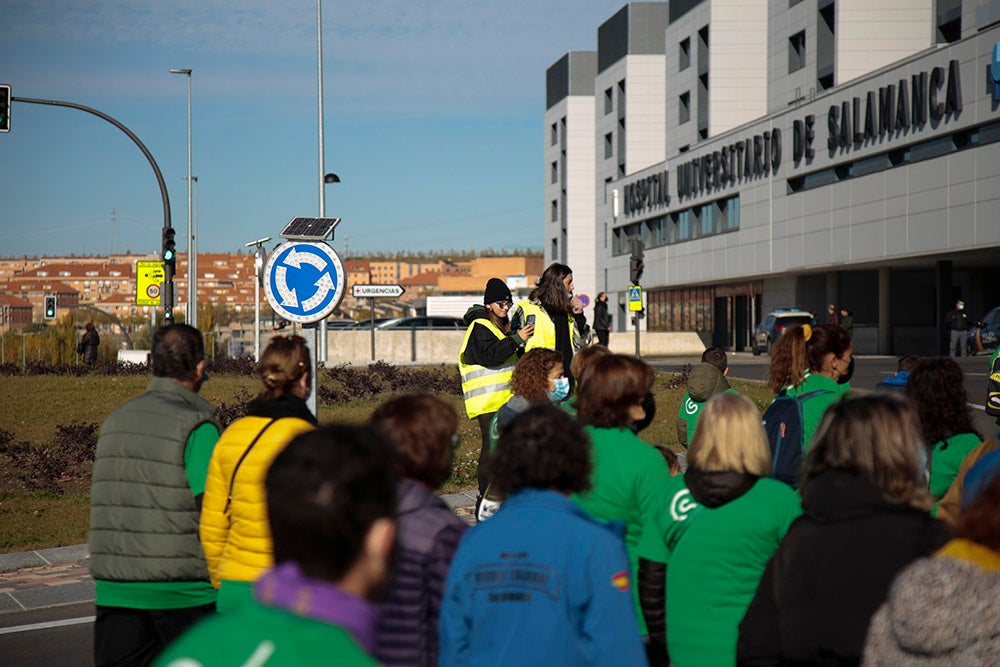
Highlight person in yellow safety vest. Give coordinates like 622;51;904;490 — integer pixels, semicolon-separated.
459;278;534;501
510;262;580;389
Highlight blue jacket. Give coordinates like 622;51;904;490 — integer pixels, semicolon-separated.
439;489;646;667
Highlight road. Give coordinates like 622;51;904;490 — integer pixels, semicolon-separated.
649;353;998;437
0;602;93;666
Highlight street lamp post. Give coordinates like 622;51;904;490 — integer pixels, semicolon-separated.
316;0;329;365
170;67;196;329
244;237;271;362
184;174;198;324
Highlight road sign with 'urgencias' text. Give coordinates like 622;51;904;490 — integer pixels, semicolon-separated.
353;284;405;298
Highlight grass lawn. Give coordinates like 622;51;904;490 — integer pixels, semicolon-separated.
0;368;770;553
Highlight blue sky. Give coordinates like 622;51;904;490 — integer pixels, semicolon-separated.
1;1;627;259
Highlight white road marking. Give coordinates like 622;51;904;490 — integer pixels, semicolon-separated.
0;616;94;635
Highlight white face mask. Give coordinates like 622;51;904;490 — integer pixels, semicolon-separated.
548;376;570;402
958;304;965;310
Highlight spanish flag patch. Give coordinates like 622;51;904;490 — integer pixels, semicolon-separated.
611;571;630;591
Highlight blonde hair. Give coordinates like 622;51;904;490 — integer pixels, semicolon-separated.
688;392;771;476
802;394;932;511
258;335;310;401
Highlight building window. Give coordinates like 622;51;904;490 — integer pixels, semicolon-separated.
936;0;961;43
551;161;558;184
788;31;806;73
679;144;690;154
550;122;558;145
605;132;614;159
697;25;709;73
604;87;613;115
679;92;691;125
722;196;740;230
679;38;690;71
551;200;558;222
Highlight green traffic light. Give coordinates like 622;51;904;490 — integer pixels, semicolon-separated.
164;249;176;261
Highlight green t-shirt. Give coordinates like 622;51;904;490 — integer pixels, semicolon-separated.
572;426;671;634
929;432;982;499
677;387;739;446
783;372;851;451
154;600;377;667
96;422;220;609
638;474;801;666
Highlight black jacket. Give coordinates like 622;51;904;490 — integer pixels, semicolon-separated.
737;469;950;666
593;300;611;331
944;308;971;331
460;305;522;367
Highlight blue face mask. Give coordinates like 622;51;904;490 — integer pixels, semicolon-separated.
548;376;570;402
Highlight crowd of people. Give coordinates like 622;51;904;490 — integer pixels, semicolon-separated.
86;264;1000;666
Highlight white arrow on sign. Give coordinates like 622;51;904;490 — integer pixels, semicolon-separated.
275;266;299;307
302;273;335;311
283;247;328;271
353;284;405;298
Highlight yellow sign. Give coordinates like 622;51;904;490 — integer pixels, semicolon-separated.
628;285;643;312
136;261;166;306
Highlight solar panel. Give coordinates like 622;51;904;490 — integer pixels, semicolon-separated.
279;217;341;240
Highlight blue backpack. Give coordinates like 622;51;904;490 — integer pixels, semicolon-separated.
763;389;830;487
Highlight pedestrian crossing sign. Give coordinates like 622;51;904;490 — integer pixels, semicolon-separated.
628;285;643;312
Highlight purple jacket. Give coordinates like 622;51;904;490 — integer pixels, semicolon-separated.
375;478;468;667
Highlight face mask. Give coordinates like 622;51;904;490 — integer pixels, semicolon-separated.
548;376;570;402
958;304;965;310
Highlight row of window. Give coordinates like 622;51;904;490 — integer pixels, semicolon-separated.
787;119;1000;194
611;194;740;255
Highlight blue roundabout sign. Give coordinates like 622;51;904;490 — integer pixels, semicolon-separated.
263;241;346;324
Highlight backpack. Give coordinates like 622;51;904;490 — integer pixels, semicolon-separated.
762;389;830;487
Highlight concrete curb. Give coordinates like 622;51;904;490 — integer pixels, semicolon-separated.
0;544;90;574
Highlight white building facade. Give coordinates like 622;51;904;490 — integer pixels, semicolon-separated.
546;0;1000;354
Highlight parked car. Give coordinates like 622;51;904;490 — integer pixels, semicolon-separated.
751;308;816;355
375;316;465;330
347;318;394;329
966;306;1000;355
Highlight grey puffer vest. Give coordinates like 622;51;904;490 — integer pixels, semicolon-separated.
89;376;218;583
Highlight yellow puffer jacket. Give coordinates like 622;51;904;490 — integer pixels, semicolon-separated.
200;412;316;588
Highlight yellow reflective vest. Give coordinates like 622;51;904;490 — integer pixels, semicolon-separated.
517;301;575;354
458;319;516;419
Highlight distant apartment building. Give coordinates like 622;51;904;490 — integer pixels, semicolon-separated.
546;0;1000;354
0;294;33;332
0;251;545;325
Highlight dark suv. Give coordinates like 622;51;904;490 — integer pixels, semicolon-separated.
752;308;816;355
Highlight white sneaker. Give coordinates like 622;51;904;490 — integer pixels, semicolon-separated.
477;498;502;522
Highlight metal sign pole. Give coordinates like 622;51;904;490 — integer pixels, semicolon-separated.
635;309;641;358
303;324;318;416
370;297;375;361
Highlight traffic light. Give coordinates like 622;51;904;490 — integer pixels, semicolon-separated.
44;295;57;319
629;238;645;284
0;84;10;133
162;227;177;265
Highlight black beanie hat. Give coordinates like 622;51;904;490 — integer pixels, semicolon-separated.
483;278;512;305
